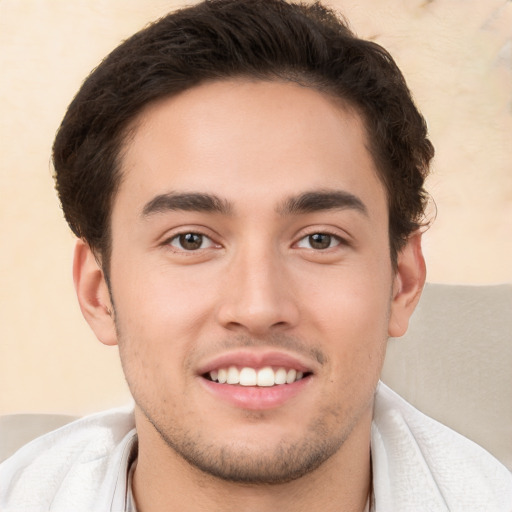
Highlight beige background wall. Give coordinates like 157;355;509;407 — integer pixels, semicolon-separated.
1;0;511;416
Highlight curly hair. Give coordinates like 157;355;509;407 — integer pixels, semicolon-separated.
53;0;434;269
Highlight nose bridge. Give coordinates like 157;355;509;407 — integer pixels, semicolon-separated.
217;235;298;333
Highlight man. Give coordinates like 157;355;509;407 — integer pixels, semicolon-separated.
1;0;510;510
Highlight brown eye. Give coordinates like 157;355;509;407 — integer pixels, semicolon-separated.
308;233;333;249
297;233;341;250
170;233;213;251
180;233;203;250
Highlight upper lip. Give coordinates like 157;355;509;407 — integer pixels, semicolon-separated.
196;350;316;376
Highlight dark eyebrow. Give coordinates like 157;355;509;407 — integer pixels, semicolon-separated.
141;192;233;217
277;190;368;216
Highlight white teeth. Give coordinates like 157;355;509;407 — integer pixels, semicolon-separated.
208;366;307;386
239;367;257;386
274;368;287;385
217;368;227;384
257;367;275;387
226;366;240;384
286;369;297;384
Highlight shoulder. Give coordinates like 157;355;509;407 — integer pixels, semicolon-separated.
372;382;512;511
0;405;136;512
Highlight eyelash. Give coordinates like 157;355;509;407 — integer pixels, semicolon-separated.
166;231;218;252
295;232;346;251
164;230;348;253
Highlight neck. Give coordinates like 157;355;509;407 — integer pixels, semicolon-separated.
132;411;372;512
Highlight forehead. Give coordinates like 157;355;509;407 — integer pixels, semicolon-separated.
115;79;386;219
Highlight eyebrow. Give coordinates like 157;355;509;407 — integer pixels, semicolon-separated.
277;190;368;217
141;192;233;217
141;189;367;219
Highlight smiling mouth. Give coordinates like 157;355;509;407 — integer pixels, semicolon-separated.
204;366;311;387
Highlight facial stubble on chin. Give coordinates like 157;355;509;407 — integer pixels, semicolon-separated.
139;397;363;485
113;306;374;486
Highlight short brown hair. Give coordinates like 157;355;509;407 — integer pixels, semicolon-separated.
53;0;434;269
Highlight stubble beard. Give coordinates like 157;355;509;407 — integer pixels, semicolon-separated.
139;400;358;485
115;312;376;485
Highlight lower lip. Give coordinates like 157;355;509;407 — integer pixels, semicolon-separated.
199;376;311;410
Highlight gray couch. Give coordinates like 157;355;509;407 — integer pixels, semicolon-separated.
382;283;512;470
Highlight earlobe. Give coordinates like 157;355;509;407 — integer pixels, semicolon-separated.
73;239;118;346
388;232;426;338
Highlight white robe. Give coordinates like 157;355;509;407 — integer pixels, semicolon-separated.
1;383;511;511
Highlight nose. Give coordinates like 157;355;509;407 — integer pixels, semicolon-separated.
216;244;300;336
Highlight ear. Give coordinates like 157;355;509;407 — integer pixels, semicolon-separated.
73;239;118;346
388;232;426;338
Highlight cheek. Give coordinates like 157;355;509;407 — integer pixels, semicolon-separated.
110;262;218;393
300;256;392;328
297;260;391;375
112;257;216;332
314;288;388;421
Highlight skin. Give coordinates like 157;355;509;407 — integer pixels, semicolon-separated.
74;79;425;512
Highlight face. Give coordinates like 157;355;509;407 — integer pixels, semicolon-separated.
86;79;419;483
